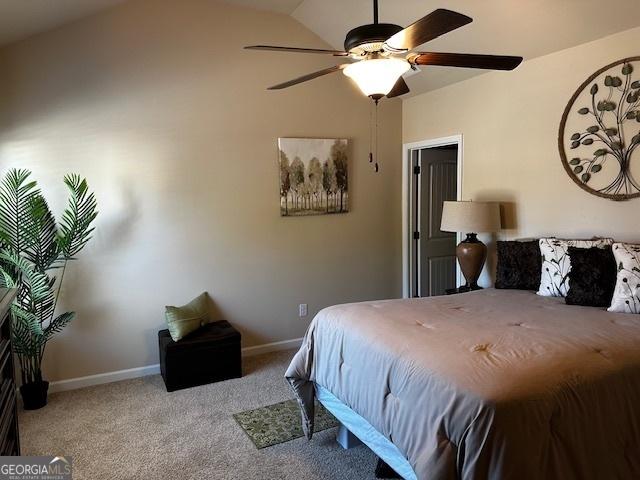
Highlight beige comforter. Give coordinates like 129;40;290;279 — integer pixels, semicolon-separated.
285;289;640;480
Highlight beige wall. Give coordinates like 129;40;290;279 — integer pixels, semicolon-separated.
404;27;640;286
0;0;403;381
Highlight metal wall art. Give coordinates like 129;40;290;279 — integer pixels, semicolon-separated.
559;57;640;201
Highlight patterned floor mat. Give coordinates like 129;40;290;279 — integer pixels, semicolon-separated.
233;399;339;449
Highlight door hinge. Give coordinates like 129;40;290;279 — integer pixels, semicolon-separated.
413;165;421;175
413;231;420;240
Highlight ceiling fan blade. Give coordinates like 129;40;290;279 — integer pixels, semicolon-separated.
385;9;472;51
245;45;349;56
387;77;410;98
409;52;523;70
268;65;348;90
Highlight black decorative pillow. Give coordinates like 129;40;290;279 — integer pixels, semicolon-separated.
565;246;616;307
495;240;542;290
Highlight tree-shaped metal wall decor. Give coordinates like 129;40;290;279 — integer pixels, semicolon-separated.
559;57;640;200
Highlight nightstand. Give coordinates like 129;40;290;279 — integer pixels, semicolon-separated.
445;286;483;295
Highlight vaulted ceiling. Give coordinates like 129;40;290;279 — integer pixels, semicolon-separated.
2;0;640;96
0;0;128;47
286;0;640;96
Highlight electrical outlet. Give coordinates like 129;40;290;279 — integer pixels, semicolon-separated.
299;304;308;317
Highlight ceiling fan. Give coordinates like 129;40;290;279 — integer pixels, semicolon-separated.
245;1;523;100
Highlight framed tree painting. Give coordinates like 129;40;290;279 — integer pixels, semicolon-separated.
278;138;349;216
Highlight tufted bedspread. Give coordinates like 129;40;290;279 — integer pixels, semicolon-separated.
285;289;640;480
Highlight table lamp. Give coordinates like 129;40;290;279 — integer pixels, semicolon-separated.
441;201;501;291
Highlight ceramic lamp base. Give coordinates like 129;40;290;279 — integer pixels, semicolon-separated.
456;233;487;290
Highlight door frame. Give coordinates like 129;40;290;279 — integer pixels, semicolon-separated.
402;135;464;298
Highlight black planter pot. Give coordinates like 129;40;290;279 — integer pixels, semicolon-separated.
20;380;49;410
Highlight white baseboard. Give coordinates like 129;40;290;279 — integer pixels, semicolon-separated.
48;337;303;394
241;337;302;357
48;364;161;394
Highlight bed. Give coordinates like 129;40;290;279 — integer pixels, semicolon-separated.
285;289;640;480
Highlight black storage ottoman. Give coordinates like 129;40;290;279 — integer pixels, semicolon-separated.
158;321;242;392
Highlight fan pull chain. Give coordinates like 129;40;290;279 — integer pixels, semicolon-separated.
369;101;374;167
368;98;380;173
375;100;379;172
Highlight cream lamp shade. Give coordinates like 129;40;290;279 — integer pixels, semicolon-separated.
441;201;501;233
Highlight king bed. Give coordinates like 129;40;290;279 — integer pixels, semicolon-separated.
285;289;640;480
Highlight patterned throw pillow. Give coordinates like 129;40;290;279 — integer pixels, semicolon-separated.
608;243;640;314
538;238;614;297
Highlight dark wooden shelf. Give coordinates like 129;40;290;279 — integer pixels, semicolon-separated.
445;286;483;295
0;289;20;456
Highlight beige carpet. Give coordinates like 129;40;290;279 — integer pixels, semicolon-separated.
19;350;378;479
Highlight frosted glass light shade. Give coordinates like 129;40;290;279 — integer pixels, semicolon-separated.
441;201;501;233
343;58;410;97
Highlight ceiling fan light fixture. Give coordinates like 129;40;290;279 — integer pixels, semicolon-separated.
343;58;410;97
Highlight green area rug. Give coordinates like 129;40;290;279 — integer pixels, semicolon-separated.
233;399;339;449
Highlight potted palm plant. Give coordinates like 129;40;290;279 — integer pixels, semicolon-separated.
0;169;97;409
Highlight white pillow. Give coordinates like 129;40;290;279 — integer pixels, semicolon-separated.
608;243;640;314
538;238;614;297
